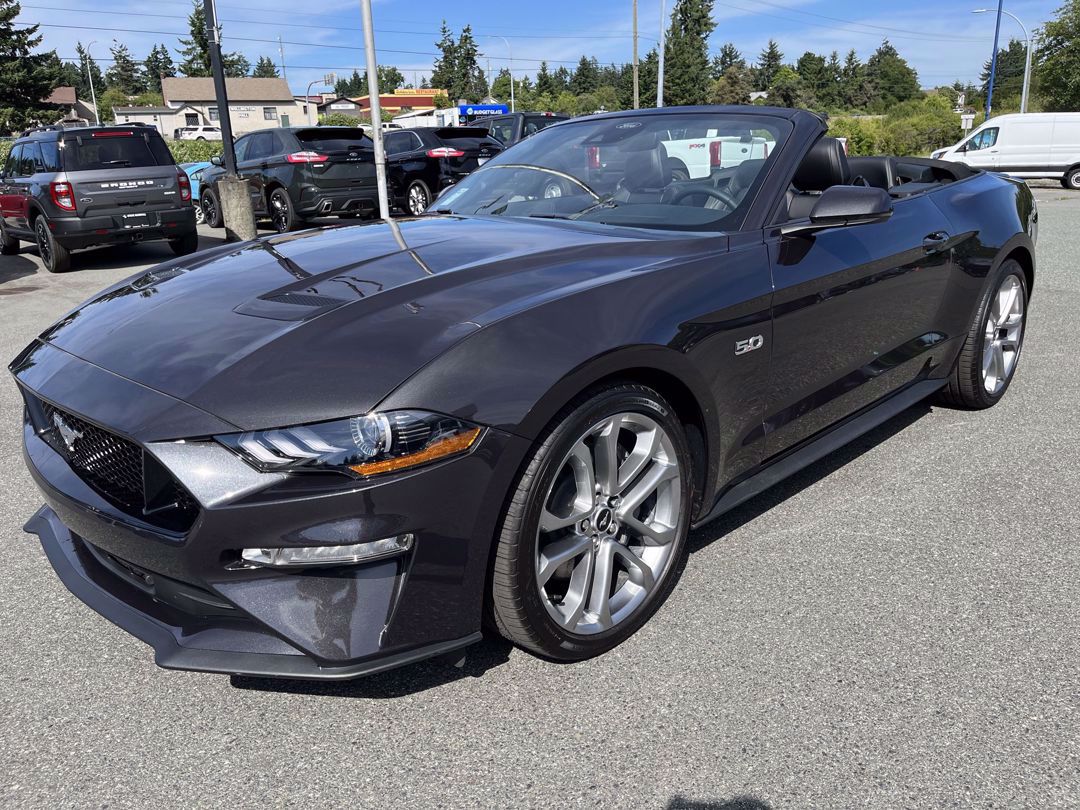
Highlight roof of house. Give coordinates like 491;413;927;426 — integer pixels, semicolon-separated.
162;77;294;103
45;86;77;106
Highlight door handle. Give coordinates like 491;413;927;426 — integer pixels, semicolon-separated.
923;232;950;253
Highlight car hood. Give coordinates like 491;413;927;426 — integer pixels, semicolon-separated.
38;216;725;432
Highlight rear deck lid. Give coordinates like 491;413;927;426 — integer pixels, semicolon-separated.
293;128;376;189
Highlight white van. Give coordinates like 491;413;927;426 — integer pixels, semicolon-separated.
931;112;1080;189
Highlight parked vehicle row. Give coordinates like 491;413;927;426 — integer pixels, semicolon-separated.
0;125;198;272
174;126;222;141
198;125;503;231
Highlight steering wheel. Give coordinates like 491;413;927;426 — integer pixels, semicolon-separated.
669;185;739;211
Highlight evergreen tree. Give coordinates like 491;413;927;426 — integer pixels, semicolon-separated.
143;44;176;93
711;42;745;80
864;39;920;110
430;21;456;91
453;25;486;101
1037;0;1080;111
223;53;249;78
979;39;1026;100
769;65;810;108
551;66;571;93
839;49;871;109
0;0;61;132
535;61;557;96
335;69;366;97
377;65;405;91
663;0;716;105
252;55;279;78
820;50;842;108
795;51;827;98
570;55;600;95
491;67;512;101
105;42;143;95
177;1;210;77
754;39;783;91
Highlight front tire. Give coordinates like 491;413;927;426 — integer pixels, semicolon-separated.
938;258;1028;409
34;217;71;273
1064;166;1080;190
491;384;692;661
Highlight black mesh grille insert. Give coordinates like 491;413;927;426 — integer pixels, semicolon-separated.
34;399;198;533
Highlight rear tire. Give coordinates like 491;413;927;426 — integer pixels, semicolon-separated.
937;258;1027;409
0;220;19;255
406;180;431;215
202;189;223;228
169;230;199;256
491;384;692;662
34;217;71;273
268;187;297;233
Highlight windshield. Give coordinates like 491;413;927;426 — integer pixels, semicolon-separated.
61;131;174;171
430;112;789;231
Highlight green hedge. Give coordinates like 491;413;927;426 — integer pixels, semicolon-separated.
828;94;964;157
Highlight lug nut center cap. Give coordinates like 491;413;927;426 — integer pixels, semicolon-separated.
594;507;614;534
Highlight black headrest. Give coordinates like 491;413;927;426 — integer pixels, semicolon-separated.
622;146;668;192
729;158;766;193
793;137;850;192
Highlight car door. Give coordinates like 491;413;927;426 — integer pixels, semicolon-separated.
236;131;271;214
386;131;432;198
763;190;956;456
0;145;22;230
486;116;516;146
958;126;1000;170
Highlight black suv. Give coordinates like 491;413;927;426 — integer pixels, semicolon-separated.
384;127;503;215
200;127;378;233
482;112;569;147
0;125;198;272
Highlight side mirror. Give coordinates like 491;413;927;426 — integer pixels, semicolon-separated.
783;185;893;235
958;142;968;153
210;155;223;167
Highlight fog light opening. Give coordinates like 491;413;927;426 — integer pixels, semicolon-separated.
240;534;414;568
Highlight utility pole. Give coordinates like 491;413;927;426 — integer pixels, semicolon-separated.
632;0;639;109
85;40;100;125
657;0;666;108
360;0;390;220
278;35;287;83
984;0;1005;119
203;0;256;240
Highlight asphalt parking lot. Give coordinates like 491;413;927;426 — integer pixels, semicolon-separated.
1;187;1078;808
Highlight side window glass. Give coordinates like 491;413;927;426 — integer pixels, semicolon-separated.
233;136;250;162
384;132;405;155
407;133;423;151
3;145;21;177
18;144;40;176
246;132;270;160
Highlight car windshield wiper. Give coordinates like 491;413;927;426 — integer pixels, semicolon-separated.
568;198;619;219
100;160;131;167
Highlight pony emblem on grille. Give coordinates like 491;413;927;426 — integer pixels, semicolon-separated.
52;411;84;453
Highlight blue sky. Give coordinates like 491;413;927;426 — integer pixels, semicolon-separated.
17;0;1062;95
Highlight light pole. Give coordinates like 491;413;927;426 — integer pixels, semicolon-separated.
973;7;1032;114
306;73;336;125
657;0;666;107
979;0;1005;118
485;36;514;112
85;40;100;125
360;0;389;220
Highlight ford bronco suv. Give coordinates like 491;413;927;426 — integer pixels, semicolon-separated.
0;125;198;272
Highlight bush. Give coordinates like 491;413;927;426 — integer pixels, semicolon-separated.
168;140;224;163
828;94;963;157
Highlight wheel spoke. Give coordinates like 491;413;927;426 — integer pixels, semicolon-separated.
556;548;594;628
587;539;615;628
993;341;1006;381
593;417;622;494
537;534;592;586
617;426;661;493
612;543;656;593
997;283;1019;327
539;503;589;533
618;461;678;517
623;513;677;546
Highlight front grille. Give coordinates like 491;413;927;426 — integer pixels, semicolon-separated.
30;397;199;533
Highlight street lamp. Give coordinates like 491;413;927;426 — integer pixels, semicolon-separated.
85;40;100;125
973;7;1032;114
483;36;514;112
306;73;337;125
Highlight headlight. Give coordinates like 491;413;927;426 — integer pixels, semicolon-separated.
216;411;482;478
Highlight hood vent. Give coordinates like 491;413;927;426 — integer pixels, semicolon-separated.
261;291;347;309
234;289;350;322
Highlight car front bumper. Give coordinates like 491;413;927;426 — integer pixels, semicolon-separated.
13;345;531;680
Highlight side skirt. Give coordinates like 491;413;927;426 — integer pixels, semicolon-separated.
693;378;947;529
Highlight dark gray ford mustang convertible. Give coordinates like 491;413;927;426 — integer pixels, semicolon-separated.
11;107;1035;679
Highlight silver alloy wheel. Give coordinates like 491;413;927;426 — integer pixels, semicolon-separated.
270;190;290;232
407;183;429;215
194;202;205;225
535;412;682;635
982;274;1025;395
203;195;217;226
